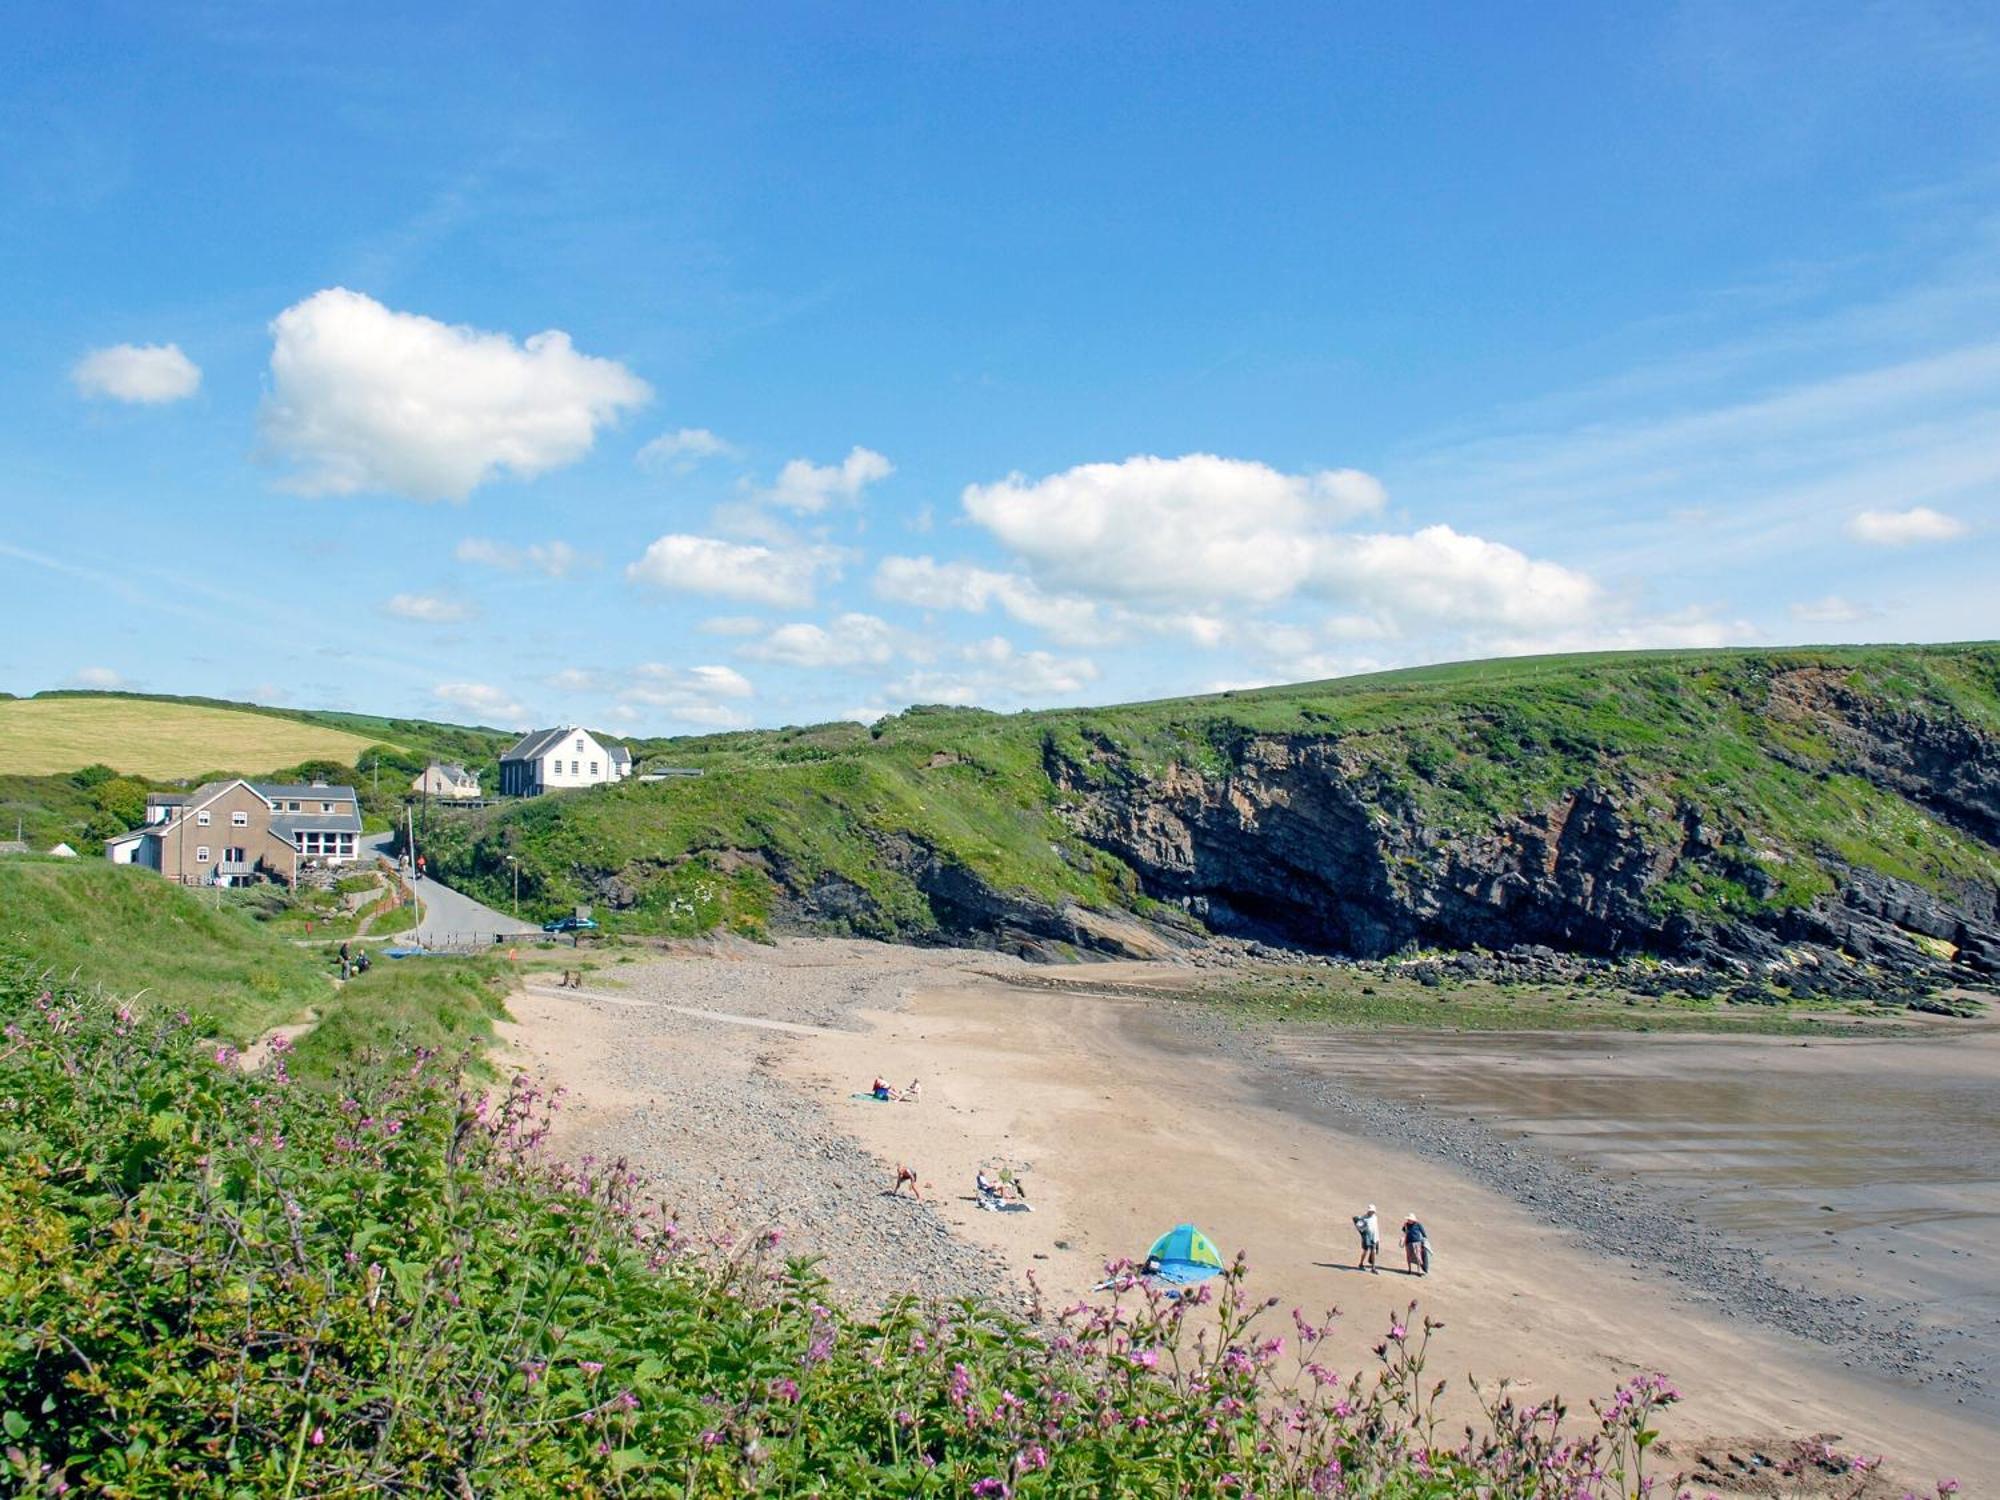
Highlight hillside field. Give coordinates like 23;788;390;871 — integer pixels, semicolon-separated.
0;694;386;777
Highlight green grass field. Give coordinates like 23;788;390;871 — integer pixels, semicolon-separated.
0;695;388;777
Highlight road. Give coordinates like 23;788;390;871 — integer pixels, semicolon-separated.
362;832;539;947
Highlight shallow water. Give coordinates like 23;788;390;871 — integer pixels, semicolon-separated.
1264;1025;2000;1404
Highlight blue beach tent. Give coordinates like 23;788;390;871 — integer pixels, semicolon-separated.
1145;1224;1225;1286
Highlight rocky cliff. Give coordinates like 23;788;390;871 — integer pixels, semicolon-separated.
425;645;2000;992
1040;662;2000;986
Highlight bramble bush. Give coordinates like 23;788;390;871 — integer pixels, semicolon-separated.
0;957;1942;1497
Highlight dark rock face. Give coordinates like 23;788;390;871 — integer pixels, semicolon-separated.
1040;680;2000;985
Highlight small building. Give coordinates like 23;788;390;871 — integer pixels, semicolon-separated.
104;778;364;885
47;842;77;858
498;726;633;797
412;762;482;799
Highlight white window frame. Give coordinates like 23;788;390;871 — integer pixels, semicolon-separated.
195;845;211;863
231;810;248;827
589;761;598;776
196;810;211;826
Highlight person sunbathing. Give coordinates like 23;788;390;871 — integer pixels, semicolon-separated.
871;1076;895;1101
976;1167;1005;1205
903;1079;921;1102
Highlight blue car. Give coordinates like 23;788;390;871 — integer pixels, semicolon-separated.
542;914;599;934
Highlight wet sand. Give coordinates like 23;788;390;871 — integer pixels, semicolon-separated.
502;942;1995;1492
1260;1026;2000;1413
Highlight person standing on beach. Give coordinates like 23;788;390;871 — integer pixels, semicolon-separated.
1353;1204;1380;1272
1401;1214;1430;1276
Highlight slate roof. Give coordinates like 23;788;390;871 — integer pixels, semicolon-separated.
435;762;478;786
502;727;572;763
251;782;360;803
608;745;632;769
267;810;363;847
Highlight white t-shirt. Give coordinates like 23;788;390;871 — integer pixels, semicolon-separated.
1356;1212;1379;1241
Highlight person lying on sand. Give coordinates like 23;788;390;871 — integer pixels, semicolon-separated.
1401;1214;1430;1276
871;1076;895;1101
891;1164;922;1200
1353;1204;1380;1273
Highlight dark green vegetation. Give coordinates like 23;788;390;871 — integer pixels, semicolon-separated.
422;645;2000;998
1;964;1732;1496
0;860;508;1069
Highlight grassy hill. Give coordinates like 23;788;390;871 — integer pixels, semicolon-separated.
418;643;2000;987
0;858;333;1039
0;694;385;778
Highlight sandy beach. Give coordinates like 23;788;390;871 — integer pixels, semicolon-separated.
498;940;1993;1493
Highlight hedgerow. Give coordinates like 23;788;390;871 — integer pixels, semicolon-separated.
0;960;1928;1497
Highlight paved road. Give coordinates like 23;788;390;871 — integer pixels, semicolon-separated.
362;832;539;947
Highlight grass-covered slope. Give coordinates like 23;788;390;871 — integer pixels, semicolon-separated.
0;694;386;778
422;644;2000;978
0;859;332;1040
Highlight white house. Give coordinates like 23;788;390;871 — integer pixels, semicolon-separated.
411;762;482;799
498;726;634;797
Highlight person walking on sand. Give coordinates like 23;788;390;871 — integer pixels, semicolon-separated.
1353;1204;1381;1273
1401;1214;1430;1276
891;1164;922;1200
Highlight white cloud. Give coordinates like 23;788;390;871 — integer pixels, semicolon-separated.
433;681;527;723
71;343;201;404
384;592;474;623
889;637;1099;708
742;613;902;668
546;668;605;692
1312;525;1601;632
761;446;893;513
261;288;650;500
1845;505;1968;545
626;534;837;607
637;427;738;472
1788;594;1876;625
65;665;131;689
962;454;1387;604
1475;606;1757;658
619;663;756;729
872;556;1112;646
455;537;589;577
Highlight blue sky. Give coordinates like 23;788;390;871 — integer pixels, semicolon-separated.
3;2;1996;734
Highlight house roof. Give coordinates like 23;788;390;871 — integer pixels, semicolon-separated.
267;811;363;847
608;745;632;767
103;827;158;848
251;782;359;802
436;762;476;783
501;726;573;762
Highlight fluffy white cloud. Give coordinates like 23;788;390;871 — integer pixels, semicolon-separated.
261;288;650;500
545;668;604;692
65;665;131;689
455;537;588;577
962;454;1387;604
384;592;474;623
433;681;527;723
637;427;738;472
1312;525;1601;631
742;613;902;668
71;343;201;404
1845;506;1968;545
626;534;836;608
872;556;1111;646
619;663;755;728
890;637;1099;707
1788;594;1876;625
762;446;893;513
